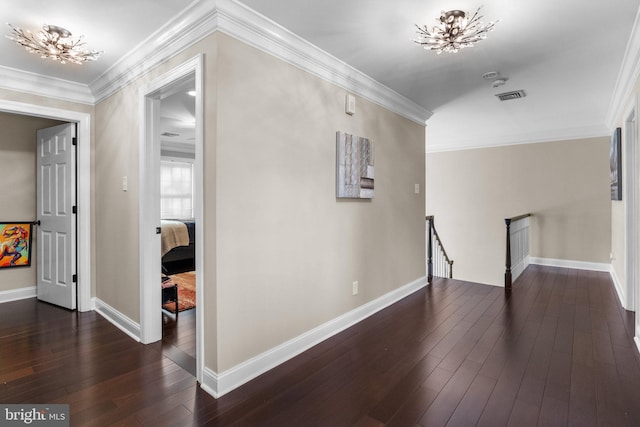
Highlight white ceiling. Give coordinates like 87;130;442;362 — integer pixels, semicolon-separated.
0;0;193;85
2;0;639;151
160;78;196;154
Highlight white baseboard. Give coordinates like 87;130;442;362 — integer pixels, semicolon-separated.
0;286;36;303
201;276;428;399
609;266;628;310
93;298;141;342
200;368;221;398
530;257;610;272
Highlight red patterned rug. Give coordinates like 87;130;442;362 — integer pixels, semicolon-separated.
163;271;196;313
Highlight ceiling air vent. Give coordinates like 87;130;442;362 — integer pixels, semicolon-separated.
161;131;180;137
495;90;526;101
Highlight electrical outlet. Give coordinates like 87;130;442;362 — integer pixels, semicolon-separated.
352;281;358;295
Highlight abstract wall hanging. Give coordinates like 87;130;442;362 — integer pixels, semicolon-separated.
0;222;33;268
610;127;622;201
336;131;374;199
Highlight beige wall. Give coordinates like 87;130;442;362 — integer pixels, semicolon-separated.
93;38;218;323
214;34;425;370
427;137;611;286
610;75;640;306
93;32;425;373
0;112;65;292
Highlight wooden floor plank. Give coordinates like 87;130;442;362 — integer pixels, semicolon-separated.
1;265;639;426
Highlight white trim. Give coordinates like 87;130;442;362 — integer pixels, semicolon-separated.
90;0;217;102
200;368;220;399
200;276;427;398
0;65;95;105
139;55;205;383
634;336;640;355
0;286;36;303
610;266;627;309
0;100;93;313
4;1;430;125
606;6;640;129
427;124;609;153
623;98;638;312
213;0;431;125
530;257;611;272
89;0;430;125
94;298;141;342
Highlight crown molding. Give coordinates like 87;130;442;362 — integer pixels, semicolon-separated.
427;123;609;153
213;0;432;125
90;0;219;103
0;65;94;105
606;5;640;129
89;0;431;124
1;0;430;124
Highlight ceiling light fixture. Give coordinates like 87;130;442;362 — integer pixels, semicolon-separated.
414;7;499;54
6;23;103;64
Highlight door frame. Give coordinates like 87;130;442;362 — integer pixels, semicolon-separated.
139;55;204;382
624;99;638;313
0;99;92;312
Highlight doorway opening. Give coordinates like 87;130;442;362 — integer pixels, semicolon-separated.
0;100;92;312
139;55;204;382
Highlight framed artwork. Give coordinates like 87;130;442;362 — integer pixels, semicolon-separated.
0;222;33;268
610;127;622;201
336;131;375;199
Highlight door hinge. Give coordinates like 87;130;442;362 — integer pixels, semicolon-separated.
72;274;77;283
72;205;77;214
72;137;77;146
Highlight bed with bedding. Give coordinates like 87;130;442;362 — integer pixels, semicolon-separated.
161;219;195;267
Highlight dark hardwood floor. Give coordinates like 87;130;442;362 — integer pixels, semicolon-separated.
1;265;640;426
162;308;196;376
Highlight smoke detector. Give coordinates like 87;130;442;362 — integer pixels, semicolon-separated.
492;78;507;88
482;71;500;80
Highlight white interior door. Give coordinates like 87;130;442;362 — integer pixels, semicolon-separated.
36;123;77;309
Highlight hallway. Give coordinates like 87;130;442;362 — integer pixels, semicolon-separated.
1;265;638;425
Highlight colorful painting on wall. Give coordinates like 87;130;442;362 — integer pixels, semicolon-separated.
336;131;375;199
0;222;33;268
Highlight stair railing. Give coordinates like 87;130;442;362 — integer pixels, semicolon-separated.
504;213;532;290
426;216;453;283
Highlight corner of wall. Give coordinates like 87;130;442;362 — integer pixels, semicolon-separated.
609;264;627;309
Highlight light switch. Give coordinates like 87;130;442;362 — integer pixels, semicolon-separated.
122;176;128;192
414;184;420;194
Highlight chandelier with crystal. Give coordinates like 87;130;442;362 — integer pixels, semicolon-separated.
414;7;498;54
6;23;103;64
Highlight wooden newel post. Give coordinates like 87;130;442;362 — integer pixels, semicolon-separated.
505;218;512;290
427;216;433;284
